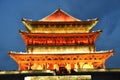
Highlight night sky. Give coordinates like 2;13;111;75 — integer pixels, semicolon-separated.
0;0;120;70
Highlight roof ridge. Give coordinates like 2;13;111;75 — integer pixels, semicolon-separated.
40;8;80;21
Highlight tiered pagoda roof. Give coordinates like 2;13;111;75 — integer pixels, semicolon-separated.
9;8;114;71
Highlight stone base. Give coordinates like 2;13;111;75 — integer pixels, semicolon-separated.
24;75;91;80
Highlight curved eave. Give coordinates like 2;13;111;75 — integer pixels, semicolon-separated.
19;29;102;37
9;50;114;63
22;18;98;24
92;30;102;42
19;30;27;46
22;18;32;32
8;50;114;55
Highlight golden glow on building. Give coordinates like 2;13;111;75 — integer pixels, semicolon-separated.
9;8;114;73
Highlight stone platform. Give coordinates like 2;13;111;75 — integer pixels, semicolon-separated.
25;75;91;80
0;69;120;80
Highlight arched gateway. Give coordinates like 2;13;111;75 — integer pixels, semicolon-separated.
9;8;114;74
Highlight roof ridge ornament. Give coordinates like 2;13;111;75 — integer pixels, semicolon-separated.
58;5;61;10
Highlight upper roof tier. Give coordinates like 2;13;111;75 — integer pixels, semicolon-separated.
22;9;98;33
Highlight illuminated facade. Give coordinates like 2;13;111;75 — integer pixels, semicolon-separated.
9;9;114;73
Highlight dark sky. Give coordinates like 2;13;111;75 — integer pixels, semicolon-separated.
0;0;120;70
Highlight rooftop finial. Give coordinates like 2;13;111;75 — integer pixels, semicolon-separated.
58;0;62;10
58;5;61;10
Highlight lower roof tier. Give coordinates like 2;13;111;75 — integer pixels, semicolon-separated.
9;50;114;63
